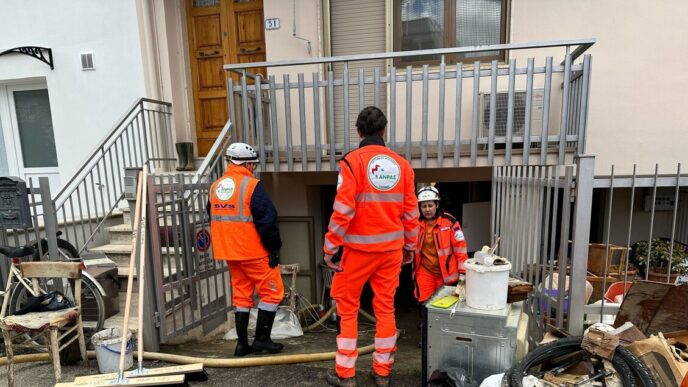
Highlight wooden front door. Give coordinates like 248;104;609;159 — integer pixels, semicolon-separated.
186;0;266;156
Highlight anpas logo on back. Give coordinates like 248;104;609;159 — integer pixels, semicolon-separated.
367;155;401;191
215;178;236;201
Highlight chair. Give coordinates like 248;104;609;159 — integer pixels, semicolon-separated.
0;262;88;386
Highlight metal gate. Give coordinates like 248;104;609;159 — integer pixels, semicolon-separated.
491;156;594;341
146;171;230;344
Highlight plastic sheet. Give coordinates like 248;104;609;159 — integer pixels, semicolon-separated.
224;308;303;340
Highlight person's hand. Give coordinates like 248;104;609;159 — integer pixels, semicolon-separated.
402;250;414;266
268;251;280;268
324;253;343;272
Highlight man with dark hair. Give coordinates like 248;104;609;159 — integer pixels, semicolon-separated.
324;106;419;386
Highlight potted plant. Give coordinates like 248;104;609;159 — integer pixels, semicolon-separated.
632;238;688;283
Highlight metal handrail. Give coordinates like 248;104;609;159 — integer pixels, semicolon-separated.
224;39;596;72
191;120;233;186
53;98;171;205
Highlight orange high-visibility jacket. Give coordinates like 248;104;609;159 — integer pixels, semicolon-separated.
324;138;419;254
209;164;269;260
413;212;468;284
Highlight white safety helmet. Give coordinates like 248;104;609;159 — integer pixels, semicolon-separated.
226;142;259;165
417;186;440;203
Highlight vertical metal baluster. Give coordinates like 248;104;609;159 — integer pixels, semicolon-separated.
374;67;381;108
227;77;238;141
160;176;176;333
646;164;659;280
541;57;553;164
313;72;322;170
114;139;124;193
505;59;516;165
523;58;534;165
523;167;535;279
546;166;561;323
437;62;446;167
343;62;351;154
298;74;307;171
268;75;280;171
405;66;413;161
490;167;498;246
556;167;573;328
600;166;615;321
623;165;637;287
283;74;294;171
75;187;87;248
240;71;250;141
421;64;429;168
85;172;95;236
577;55;592;154
454;63;463;167
390;66;397;152
327;70;336;169
559;52;571;164
471;61;480;167
171;175;188;330
488;60;498;165
667;164;682;281
358;68;365;113
255;75;267;171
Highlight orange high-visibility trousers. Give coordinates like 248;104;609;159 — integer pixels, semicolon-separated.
227;257;284;311
331;248;401;378
414;265;445;302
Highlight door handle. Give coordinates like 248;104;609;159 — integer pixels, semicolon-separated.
240;47;262;54
198;50;220;57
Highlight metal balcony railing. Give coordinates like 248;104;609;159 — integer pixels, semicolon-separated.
225;39;594;172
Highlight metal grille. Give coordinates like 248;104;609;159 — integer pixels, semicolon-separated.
491;156;595;341
481;91;527;137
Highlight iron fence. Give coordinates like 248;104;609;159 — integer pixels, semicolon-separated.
225;39;593;172
491;156;594;341
586;164;688;324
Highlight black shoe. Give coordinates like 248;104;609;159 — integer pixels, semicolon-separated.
234;311;252;357
252;309;284;354
326;369;357;386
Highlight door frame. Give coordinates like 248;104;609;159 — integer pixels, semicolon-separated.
0;82;60;185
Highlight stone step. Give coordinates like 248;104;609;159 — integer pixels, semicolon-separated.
106;223;133;245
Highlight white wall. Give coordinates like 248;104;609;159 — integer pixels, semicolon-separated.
0;0;146;187
510;0;688;175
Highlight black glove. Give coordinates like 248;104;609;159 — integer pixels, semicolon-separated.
268;251;280;269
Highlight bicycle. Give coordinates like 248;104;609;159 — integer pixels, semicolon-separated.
0;233;106;345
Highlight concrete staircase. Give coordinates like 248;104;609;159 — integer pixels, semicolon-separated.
88;206;139;331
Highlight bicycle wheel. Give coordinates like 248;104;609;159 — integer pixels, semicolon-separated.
33;238;80;261
9;274;106;341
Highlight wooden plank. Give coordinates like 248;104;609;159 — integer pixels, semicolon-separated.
19;262;81;279
73;364;203;382
56;374;185;387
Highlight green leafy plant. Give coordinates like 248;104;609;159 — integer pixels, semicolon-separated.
633;238;688;275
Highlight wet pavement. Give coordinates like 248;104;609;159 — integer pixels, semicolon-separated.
0;305;423;386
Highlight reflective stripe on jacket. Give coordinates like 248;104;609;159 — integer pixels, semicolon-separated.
209;164;270;260
413;212;468;284
324;137;419;254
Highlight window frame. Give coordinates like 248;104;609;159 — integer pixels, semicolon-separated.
393;0;509;67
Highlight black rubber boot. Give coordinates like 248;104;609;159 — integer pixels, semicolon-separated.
182;142;195;171
252;309;284;354
234;311;252;357
175;143;187;171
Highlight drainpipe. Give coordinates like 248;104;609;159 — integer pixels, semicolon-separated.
136;0;163;100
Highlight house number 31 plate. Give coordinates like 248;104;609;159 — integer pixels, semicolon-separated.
265;18;280;30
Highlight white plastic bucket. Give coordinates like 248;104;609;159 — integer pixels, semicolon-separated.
464;258;512;310
91;328;133;373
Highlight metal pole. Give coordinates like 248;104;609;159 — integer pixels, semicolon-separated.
568;155;595;335
38;177;59;261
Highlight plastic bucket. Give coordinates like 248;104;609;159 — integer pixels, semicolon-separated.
91;328;134;373
604;281;633;303
464;258;512;310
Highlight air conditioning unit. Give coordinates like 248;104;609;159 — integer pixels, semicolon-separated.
478;89;548;146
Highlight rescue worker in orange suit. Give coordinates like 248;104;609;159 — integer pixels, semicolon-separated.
208;142;285;357
323;106;420;387
413;186;468;303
